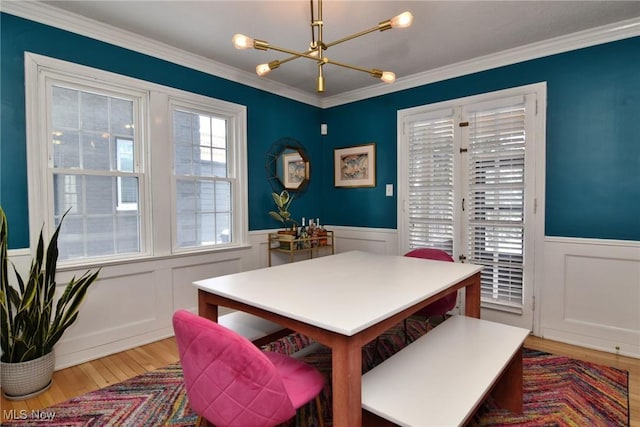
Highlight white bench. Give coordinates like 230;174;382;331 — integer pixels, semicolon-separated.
218;311;289;347
361;315;530;427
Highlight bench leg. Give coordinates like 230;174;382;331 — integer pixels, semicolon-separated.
491;347;524;415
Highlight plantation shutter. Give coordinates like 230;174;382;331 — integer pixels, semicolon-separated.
464;96;526;310
406;109;455;255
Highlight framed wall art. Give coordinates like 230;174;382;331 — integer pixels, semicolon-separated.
334;143;376;188
282;151;307;189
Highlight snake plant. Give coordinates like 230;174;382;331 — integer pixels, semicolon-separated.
0;208;100;363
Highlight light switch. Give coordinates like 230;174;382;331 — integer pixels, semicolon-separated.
385;184;393;197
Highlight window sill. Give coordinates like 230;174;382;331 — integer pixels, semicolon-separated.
57;242;253;272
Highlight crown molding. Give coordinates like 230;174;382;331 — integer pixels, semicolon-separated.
2;2;638;110
320;17;640;108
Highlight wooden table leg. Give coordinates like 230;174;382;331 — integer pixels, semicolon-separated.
331;336;363;427
198;289;219;322
464;272;481;318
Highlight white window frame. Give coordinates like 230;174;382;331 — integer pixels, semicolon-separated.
25;53;248;268
169;97;243;253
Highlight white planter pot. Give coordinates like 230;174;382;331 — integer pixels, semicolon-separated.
1;351;55;400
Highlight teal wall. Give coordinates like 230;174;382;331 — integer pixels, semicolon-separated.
0;13;323;248
320;37;640;241
2;13;639;248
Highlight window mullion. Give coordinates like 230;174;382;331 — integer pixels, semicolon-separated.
455;106;468;264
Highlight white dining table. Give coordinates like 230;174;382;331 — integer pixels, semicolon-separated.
194;250;483;427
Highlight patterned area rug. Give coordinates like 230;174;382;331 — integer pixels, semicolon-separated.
472;348;629;426
1;317;629;427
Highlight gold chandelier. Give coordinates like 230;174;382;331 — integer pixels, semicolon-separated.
232;0;413;93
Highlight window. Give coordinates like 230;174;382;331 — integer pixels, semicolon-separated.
172;103;234;248
25;53;247;265
49;82;144;261
399;84;543;327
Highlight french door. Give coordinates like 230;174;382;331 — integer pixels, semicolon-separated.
398;84;545;330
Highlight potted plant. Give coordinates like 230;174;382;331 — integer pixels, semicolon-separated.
0;208;100;399
268;190;297;249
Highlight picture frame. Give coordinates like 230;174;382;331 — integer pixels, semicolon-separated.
334;143;376;187
282;151;307;189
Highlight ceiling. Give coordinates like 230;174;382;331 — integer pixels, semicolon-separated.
35;1;640;98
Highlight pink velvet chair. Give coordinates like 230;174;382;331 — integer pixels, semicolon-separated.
172;310;325;427
404;248;456;341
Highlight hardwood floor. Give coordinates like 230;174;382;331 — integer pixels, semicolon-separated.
1;335;638;425
1;338;180;420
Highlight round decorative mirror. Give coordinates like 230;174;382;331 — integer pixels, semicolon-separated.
266;137;310;193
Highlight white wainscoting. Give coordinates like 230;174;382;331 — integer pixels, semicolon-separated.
539;237;640;358
7;246;254;369
8;228;637;369
330;226;399;255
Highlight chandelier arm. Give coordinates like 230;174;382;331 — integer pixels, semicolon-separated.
317;0;323;56
324;58;383;77
264;43;322;62
275;54;304;67
310;0;316;47
282;56;299;66
322;13;412;50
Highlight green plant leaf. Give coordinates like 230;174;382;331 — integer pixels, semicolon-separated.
0;207;100;363
268;190;296;229
271;192;284;209
269;211;285;224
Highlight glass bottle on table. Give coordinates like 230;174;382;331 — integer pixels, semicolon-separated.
308;218;317;247
317;217;327;246
298;217;307;249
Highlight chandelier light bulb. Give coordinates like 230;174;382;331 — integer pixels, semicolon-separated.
390;11;413;29
232;34;254;50
256;60;280;76
256;63;272;76
380;71;396;84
